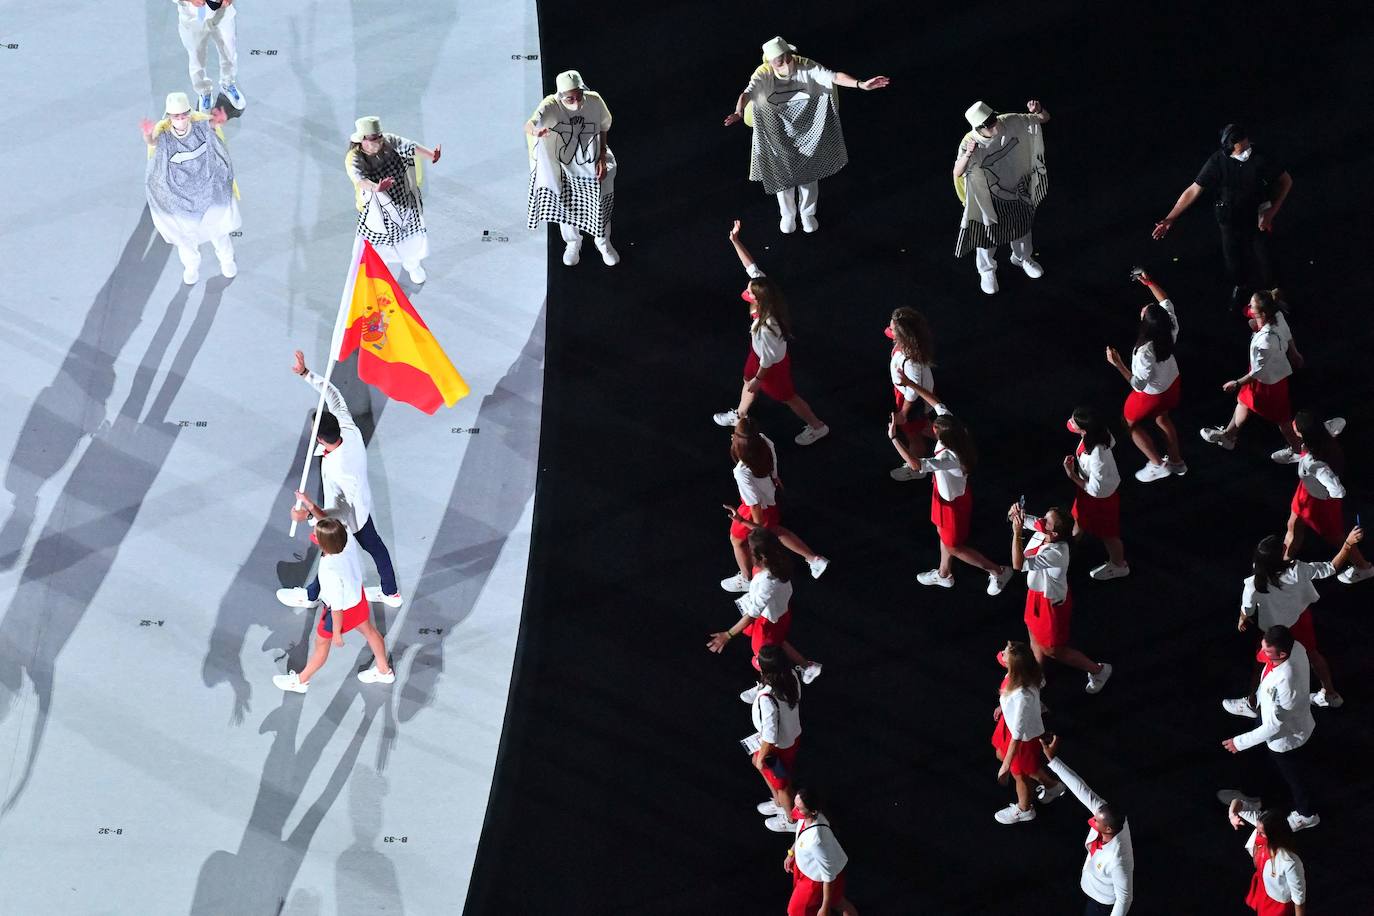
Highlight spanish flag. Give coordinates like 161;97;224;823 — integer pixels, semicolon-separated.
337;241;469;414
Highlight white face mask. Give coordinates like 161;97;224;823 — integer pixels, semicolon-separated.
1231;146;1253;162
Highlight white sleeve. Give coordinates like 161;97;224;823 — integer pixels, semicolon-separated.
734;464;766;508
1080;448;1107;497
807;63;837;89
1250;336;1272;375
735;573;776;620
745;263;766;279
1110;853;1134;916
1313;463;1346;498
1001;690;1038;741
1232;677;1294;751
919;451;962;473
757;694;780;744
302;370;354;428
1303;561;1337;581
1130;346;1155;392
1286;853;1307;905
1023;541;1068;573
1159;299;1180;340
594;94;612;131
531;96;559;129
1046;757;1108;815
752;324;787;369
1240;577;1258;617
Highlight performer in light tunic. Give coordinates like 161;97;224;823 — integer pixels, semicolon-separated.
141;91;240;285
344;117;442;284
724;36;889;234
526;70;619;267
954;100;1050;294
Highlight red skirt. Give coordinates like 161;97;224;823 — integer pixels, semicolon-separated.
1238;376;1292;423
746;610;793;658
991;716;1045;776
1288;608;1318;652
1123;375;1181;425
1072;489;1121;539
788;864;847;916
931;485;973;547
1024;589;1073;649
893;388;932;438
1245;871;1295;915
1290;483;1344;545
760;739;800;790
731;502;781;540
744;349;797;402
317;591;369;639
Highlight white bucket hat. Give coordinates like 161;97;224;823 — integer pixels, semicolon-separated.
761;36;796;60
965;101;996;129
555;70;587;94
350;116;383;142
165;92;192;116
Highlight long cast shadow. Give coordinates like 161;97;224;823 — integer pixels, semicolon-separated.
0;275;229;814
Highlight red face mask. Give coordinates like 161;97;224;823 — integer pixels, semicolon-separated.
790;805;807;823
741;287;757;304
884;326;895;340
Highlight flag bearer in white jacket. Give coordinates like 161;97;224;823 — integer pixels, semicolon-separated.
1040;736;1134;915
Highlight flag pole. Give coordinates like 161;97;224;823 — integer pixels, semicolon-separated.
289;231;367;536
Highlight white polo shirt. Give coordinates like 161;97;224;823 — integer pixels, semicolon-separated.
1022;517;1070;603
999;685;1045;741
1241;561;1335;629
792;813;848;883
751;675;801;749
890;349;934;405
736;570;791;623
304;370;374;532
316;537;365;611
1296;453;1345;500
1248;323;1293;384
1129;299;1179;394
1076;436;1120;498
732;433;780;508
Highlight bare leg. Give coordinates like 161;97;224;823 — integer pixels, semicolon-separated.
937;542;954;578
949;543;1005;575
1128;423;1163;465
1042;644;1103;675
1028;635;1046;667
1032;766;1061;793
356;619;392;676
1012;773;1033;811
1103;536;1126;566
781;641;811;668
773;783;794;815
1283;513;1305;559
296;634;332;684
1223;401;1251;436
730;534;752;577
783;395;824;430
1349;545;1372;569
1307;646;1338;697
734;381;758;417
774;525;820;563
1155;412;1182;460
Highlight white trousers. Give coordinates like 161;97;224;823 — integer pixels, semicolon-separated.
975;231;1033;275
177;4;238;95
176;234;234;271
776;181;819;222
560;222;611;245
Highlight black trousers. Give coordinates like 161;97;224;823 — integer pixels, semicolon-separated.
1083;898;1114;916
1269;740;1316;817
1219;220;1280;307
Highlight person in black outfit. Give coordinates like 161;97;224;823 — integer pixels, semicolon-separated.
1152;124;1292;309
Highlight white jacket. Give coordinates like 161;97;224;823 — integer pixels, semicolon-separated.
1232;642;1315;753
1239;811;1307;904
1047;757;1133;915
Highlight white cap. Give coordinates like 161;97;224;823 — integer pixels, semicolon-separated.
965;101;995;129
555;70;586;94
350;116;382;142
762;36;796;60
165;92;192;116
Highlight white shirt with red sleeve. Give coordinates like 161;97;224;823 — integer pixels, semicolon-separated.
1248;323;1293;384
735;570;791;623
1076;436;1120;498
1129;299;1179;393
1241;561;1334;629
1022;517;1070;603
751;675;801;749
1296;453;1345;499
999;685;1045;740
792;813;848;882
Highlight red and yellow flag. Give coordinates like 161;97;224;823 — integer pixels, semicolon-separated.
337;241;469;414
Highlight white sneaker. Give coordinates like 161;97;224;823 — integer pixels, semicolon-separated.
801;215;819;234
764;814;797;833
182;266;199;285
562;242;581;266
273;671;308;693
917;569;954;588
757;799;782;815
1325;417;1346;437
807;556;829;579
794;424;829;446
1270;447;1299;464
890;464;924;481
987;566;1014;596
1223;697;1259;718
1010;255;1044;278
219;259;237;279
994;803;1036;824
979;271;998;295
1200;426;1237;450
712;409;740;427
739;684;762;704
1166;458;1188;476
1338;565;1374;584
406;264;427;284
1310;688;1344;708
276;587;319;609
364;586;404;608
1287;811;1320;832
720;572;750;592
779;215;797;234
594;239;620;266
801;662;823;684
1036;782;1066;804
1090;562;1130;581
357;666;396;684
1216;789;1261;809
1085;662;1113;694
1135;461;1171;483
